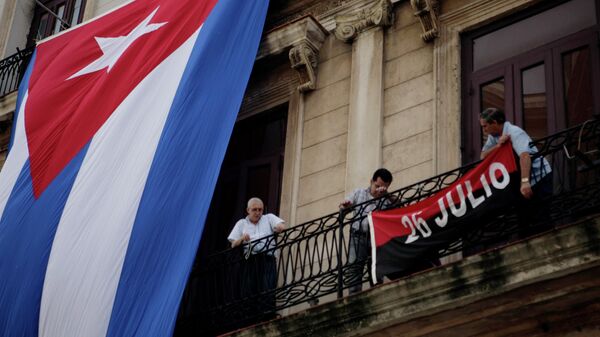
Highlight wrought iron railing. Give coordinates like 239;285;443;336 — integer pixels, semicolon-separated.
175;119;600;336
0;47;34;99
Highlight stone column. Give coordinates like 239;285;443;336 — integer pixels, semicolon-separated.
0;0;17;56
82;0;97;21
335;0;392;193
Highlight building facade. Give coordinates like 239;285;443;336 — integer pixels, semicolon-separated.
0;0;598;335
2;0;599;236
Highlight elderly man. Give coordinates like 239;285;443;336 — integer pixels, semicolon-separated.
228;197;285;250
479;108;552;199
480;108;553;234
340;168;393;294
227;197;285;316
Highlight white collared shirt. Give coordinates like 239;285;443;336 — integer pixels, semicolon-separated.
482;121;552;185
228;213;284;255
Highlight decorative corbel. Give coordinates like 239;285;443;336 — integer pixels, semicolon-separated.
257;16;327;92
289;42;319;92
410;0;440;42
334;0;393;43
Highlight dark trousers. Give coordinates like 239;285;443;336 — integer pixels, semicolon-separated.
518;173;554;237
348;232;379;294
242;254;277;317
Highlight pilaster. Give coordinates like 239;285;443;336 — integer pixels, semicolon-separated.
334;0;393;194
82;0;97;21
0;0;18;56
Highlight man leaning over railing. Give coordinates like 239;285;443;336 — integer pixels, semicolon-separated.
339;168;393;294
479;108;553;233
227;197;285;319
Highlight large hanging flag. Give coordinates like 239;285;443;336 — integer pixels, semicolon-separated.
0;1;269;336
369;143;520;282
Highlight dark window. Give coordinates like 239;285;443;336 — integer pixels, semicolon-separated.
521;64;548;140
27;0;86;47
462;0;600;163
562;47;595;127
196;104;288;258
472;0;596;71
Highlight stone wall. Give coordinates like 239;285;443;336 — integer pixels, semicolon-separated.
383;1;434;189
85;0;129;20
296;35;351;225
0;0;33;57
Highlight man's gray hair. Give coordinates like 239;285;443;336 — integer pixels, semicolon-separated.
480;107;506;124
247;197;263;208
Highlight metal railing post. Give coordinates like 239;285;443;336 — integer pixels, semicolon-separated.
337;209;345;299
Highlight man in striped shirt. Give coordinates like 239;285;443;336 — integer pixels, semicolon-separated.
340;168;393;294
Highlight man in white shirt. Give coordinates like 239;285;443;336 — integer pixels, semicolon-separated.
227;197;285;317
228;198;285;252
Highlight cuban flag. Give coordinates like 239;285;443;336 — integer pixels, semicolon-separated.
0;0;268;336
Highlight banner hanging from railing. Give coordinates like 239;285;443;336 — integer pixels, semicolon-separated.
369;143;520;283
0;1;269;336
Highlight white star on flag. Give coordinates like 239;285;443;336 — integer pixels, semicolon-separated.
68;7;167;80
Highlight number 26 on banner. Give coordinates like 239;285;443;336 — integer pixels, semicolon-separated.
401;211;432;243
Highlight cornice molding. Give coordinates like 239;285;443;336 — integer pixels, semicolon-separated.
410;0;440;42
334;0;393;43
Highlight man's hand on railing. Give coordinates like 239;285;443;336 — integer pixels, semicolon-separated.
339;200;352;209
231;233;250;248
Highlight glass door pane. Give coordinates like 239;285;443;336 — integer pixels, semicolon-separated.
472;0;597;71
562;47;594;127
480;77;505;145
521;64;548;139
52;5;66;34
71;0;84;26
36;13;50;41
466;63;513;163
481;78;505;111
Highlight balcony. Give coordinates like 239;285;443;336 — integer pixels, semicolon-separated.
175;119;600;336
0;47;34;100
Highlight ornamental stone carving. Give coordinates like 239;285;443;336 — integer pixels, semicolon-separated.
410;0;440;42
289;42;319;92
334;0;393;43
256;16;328;92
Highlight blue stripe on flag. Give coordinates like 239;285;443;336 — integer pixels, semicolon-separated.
0;144;89;337
105;1;269;336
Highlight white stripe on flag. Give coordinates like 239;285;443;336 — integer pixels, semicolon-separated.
0;92;30;216
38;29;200;337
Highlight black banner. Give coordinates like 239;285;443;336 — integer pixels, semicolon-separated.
369;143;520;282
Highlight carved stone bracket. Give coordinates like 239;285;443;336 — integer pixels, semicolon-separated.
334;0;393;43
410;0;440;42
289;42;319;92
256;16;328;92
